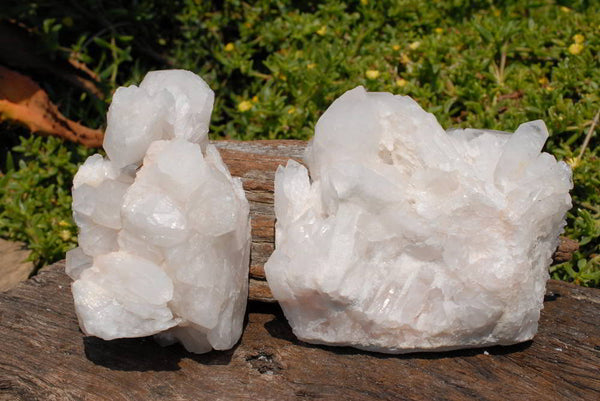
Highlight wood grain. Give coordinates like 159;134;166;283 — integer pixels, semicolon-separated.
213;140;305;301
0;262;599;400
0;140;595;400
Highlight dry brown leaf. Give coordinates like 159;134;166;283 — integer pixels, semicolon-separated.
0;66;103;147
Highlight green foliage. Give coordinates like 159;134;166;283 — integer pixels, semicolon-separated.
174;0;599;146
1;0;599;286
0;135;93;268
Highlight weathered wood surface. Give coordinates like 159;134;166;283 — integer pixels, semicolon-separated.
1;139;594;400
1;262;599;400
212;140;577;302
214;140;306;302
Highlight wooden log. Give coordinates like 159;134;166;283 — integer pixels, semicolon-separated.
213;140;306;301
0;261;599;400
1;140;593;400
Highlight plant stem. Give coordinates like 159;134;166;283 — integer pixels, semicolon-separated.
577;108;600;162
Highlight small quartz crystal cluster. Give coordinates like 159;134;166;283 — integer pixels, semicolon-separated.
265;86;572;353
67;70;250;353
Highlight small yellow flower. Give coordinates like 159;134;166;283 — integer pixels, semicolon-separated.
400;53;411;65
238;100;253;112
224;42;235;52
492;9;501;17
568;43;584;55
317;26;327;36
288;107;296;114
244;22;252;29
365;70;380;79
395;78;407;87
434;27;443;34
307;63;316;70
560;6;571;13
360;0;368;5
58;220;71;227
392;44;400;51
278;73;287;81
538;76;549;86
59;230;72;241
546;85;554;91
566;157;579;169
573;34;585;44
251;96;259;103
409;41;421;50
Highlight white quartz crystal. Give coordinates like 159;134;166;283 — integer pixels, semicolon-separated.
68;70;250;354
103;70;214;169
265;86;572;353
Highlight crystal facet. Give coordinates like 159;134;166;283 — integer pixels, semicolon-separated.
265;86;572;353
68;70;250;353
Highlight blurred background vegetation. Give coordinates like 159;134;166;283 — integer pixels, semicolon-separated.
0;0;598;286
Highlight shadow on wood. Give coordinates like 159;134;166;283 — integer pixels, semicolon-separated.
83;336;236;372
262;312;534;360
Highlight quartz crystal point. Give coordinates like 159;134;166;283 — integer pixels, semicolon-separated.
265;86;572;354
67;70;250;353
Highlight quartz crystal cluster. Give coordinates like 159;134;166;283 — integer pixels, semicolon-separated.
67;70;250;353
265;86;572;353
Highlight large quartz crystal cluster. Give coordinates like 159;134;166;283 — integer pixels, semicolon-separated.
265;86;572;353
67;70;250;354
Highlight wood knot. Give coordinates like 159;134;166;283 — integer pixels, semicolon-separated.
246;351;283;375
